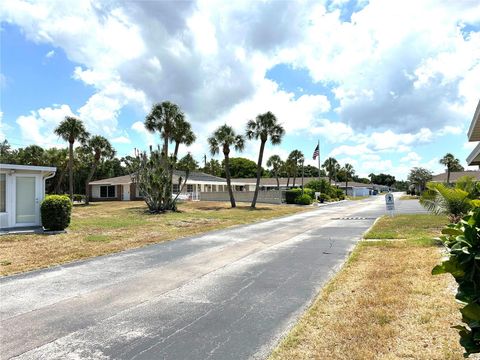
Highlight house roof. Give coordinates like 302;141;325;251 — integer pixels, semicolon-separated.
230;177;380;188
0;163;57;173
467;142;480;166
89;170;232;186
467;99;480;141
432;170;480;182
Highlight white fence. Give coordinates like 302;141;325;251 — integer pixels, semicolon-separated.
200;191;283;204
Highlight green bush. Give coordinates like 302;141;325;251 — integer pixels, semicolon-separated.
41;195;72;231
73;194;85;202
432;209;480;357
286;188;314;204
295;194;312;205
285;188;302;204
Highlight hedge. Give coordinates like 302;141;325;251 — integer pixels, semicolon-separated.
41;195;72;231
285;188;314;204
296;194;312;205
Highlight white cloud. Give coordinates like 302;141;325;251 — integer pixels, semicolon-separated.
45;50;55;58
111;136;131;144
16;104;75;147
400;152;421;163
131;121;155;148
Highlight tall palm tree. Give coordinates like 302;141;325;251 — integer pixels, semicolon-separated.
287;150;304;187
54;116;89;200
84;136;115;205
170;117;196;160
343;163;355;195
145;101;184;156
266;155;284;190
323;157;338;184
284;158;295;188
208;125;245;208
439;153;463;185
246;111;285;208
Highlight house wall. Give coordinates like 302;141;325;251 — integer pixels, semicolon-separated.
1;169;48;228
89;184;124;201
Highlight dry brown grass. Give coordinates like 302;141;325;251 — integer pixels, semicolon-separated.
270;216;465;360
0;200;309;276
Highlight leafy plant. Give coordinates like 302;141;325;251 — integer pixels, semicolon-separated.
432;209;480;357
41;195;72;231
295;194;312;205
420;182;474;223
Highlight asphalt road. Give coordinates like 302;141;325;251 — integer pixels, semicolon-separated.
0;194;425;360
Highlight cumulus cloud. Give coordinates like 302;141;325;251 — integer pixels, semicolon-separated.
2;0;479;178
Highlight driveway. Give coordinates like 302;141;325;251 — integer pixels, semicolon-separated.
0;194;422;359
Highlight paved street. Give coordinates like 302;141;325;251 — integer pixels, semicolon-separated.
0;195;423;359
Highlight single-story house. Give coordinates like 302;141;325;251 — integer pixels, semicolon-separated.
231;177;386;196
88;170;247;201
432;170;480;184
467;99;480;166
0;163;56;229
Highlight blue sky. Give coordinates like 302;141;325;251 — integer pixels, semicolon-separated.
1;0;479;180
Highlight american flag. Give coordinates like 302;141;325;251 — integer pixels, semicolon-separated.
312;144;319;160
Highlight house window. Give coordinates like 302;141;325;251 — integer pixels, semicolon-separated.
187;184;194;192
212;185;217;192
0;174;5;212
100;185;116;198
172;184;180;193
197;184;201;192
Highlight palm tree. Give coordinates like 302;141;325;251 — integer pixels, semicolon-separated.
284;158;295;187
171;117;196;160
54;116;89;200
84;136;115;205
266;155;285;190
420;182;474;223
208;125;245;208
287;150;304;187
145;101;184;156
342;163;355;195
439;153;463;185
323;157;338;184
246;111;285;208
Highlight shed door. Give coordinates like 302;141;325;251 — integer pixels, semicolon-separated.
16;176;37;225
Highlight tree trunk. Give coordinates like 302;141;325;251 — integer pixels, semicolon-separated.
68;142;74;200
224;151;236;208
447;169;450;185
173;141;180;160
287;176;290;188
346;179;348;197
275;174;280;190
293;169;296;187
251;140;266;209
54;163;68;194
84;157;99;205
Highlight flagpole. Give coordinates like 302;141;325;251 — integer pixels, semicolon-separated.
317;139;321;182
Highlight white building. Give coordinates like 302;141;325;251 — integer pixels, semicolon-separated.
0;164;56;229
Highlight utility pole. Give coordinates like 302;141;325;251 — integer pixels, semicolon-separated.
203;154;207;169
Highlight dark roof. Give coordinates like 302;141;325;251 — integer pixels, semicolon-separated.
89;170;227;185
432;171;480;182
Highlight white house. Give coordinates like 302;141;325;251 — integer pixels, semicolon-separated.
0;164;56;229
88;170;247;201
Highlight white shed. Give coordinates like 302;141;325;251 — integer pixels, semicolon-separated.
0;164;56;229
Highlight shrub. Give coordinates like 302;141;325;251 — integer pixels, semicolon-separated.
295;194;312;205
335;188;345;200
73;194;85;202
433;209;480;357
285;188;302;204
41;195;72;231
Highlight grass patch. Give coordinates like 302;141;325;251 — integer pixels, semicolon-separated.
84;234;111;242
400;195;420;200
0;200;310;276
270;214;464;360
